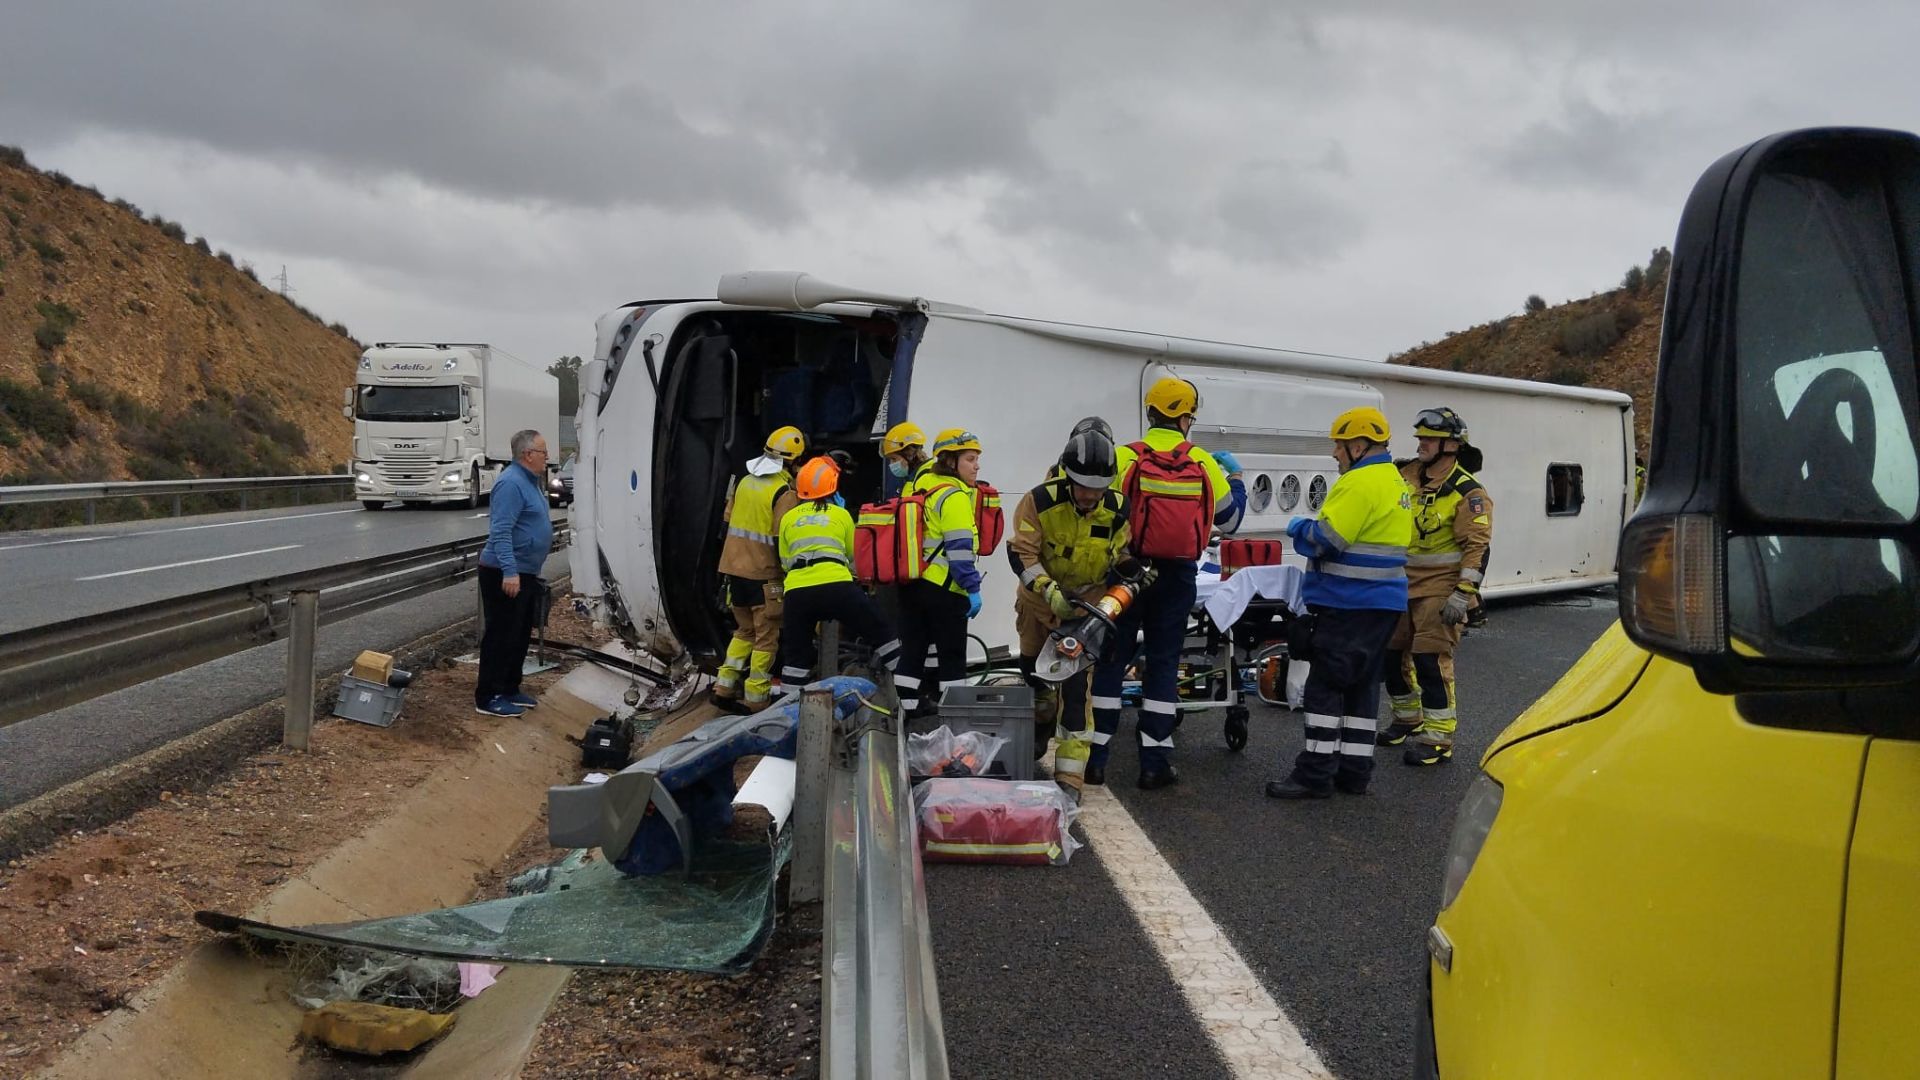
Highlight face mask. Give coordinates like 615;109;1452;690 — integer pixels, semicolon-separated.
888;459;910;479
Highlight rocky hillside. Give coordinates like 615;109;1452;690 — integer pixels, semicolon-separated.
1389;249;1670;456
0;146;359;489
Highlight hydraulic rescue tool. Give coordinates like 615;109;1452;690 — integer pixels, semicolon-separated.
1031;565;1157;683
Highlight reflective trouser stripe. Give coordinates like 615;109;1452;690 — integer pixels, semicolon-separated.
780;665;812;682
1340;714;1377;756
1303;712;1341;755
1088;729;1112;745
1388;691;1422;724
874;639;902;670
1140;732;1175;749
1416;679;1459;738
716;635;753;693
1406;551;1463;567
896;671;921;709
1091;696;1123;710
1141;699;1177;715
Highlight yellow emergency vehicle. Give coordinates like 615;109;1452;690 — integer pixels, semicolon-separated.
1421;127;1920;1078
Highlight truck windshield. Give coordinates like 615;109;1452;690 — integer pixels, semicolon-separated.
356;384;462;422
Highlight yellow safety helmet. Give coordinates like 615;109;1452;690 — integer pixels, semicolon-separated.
764;425;806;461
1330;406;1391;443
1144;376;1201;419
931;428;982;455
795;456;840;501
882;422;927;457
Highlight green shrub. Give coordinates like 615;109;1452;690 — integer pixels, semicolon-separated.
108;391;158;428
64;376;111;413
3;207;20;228
1623;265;1645;292
111;197;139;215
28;236;63;262
47;171;72;188
33;299;78;350
0;145;26;168
191;236;210;255
66;229;86;249
1558;310;1623;357
1525;294;1548;313
1545;365;1590;386
186;290;206;307
0;377;79;445
216;249;234;266
152;217;187;242
35;360;58;386
125;297;149;316
0;418;19;448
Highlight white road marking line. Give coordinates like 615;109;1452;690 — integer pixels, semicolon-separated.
1079;782;1335;1080
0;507;362;552
74;544;304;581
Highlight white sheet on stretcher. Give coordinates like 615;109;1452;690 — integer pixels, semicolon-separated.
1197;564;1309;628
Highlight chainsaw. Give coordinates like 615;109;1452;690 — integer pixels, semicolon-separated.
1031;566;1156;682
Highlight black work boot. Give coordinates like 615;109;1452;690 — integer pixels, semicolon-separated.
1083;762;1107;786
1376;722;1419;746
1136;765;1180;791
1403;739;1454;766
1266;779;1332;800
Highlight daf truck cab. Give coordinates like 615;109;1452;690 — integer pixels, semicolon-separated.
347;342;559;510
1423;128;1920;1078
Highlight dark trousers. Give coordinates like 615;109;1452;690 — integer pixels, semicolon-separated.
1091;560;1197;775
476;565;542;706
777;581;902;685
895;579;969;712
1288;606;1401;791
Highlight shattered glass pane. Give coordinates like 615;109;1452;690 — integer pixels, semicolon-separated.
204;834;788;976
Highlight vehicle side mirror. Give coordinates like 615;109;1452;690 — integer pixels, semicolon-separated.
1619;127;1920;693
341;405;353;419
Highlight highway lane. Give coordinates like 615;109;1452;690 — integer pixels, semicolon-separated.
930;592;1619;1078
0;503;564;634
0;548;571;811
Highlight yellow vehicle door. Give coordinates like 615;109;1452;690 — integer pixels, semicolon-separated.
1836;724;1920;1077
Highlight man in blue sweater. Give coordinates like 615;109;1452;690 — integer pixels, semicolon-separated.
475;429;556;716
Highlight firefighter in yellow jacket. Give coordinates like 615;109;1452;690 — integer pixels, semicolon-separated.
1009;425;1131;790
1377;407;1493;765
712;426;805;712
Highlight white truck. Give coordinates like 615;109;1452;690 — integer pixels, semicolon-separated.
346;342;560;510
571;272;1633;666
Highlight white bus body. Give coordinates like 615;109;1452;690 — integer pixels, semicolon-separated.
574;273;1632;664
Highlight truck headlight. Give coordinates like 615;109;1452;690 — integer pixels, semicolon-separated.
1440;772;1503;911
443;470;463;483
355;472;372;484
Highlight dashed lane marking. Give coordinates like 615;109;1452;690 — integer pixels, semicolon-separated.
74;544;305;581
1079;781;1336;1080
0;507;362;552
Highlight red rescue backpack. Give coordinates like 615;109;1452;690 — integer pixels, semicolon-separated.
1123;440;1215;561
972;481;1005;557
854;493;932;585
1219;538;1285;578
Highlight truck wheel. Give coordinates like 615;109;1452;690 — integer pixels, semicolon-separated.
360;500;387;511
1224;705;1250;751
459;464;482;510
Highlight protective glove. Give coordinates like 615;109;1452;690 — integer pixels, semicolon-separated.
1044;580;1078;620
966;590;983;619
1213;450;1244;476
1440;586;1474;626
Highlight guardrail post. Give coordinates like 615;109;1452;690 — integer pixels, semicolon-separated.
820;620;841;678
84;501;95;526
792;681;834;905
283;589;320;750
172;494;182;517
241;491;251;511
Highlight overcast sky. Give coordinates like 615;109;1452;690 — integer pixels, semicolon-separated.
4;1;1918;369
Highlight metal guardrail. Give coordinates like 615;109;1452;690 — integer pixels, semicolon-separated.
0;474;353;523
797;663;950;1080
0;536;489;728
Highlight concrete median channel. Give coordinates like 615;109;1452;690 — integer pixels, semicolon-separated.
0;601;853;1078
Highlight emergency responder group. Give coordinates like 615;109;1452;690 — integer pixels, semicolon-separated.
712;378;1491;799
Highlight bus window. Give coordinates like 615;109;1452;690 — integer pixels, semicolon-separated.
1547;463;1584;516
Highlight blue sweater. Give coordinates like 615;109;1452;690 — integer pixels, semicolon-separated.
480;462;554;578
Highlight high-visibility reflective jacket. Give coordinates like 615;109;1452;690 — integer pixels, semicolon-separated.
916;473;981;594
1286;453;1413;611
719;470;799;581
1115;426;1247;535
1400;456;1493;600
1008;477;1130;618
777;501;856;591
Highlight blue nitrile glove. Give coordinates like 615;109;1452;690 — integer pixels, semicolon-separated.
966;591;983;619
1213;450;1244;476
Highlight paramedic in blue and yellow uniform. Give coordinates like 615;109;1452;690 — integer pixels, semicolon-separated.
775;457;901;684
894;429;985;717
1268;406;1413;800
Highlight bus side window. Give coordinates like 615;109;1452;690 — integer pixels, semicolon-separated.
1547;463;1584;516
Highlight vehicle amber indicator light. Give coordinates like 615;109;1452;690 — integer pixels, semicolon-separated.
1620;514;1725;654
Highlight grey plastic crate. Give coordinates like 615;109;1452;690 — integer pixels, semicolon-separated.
928;683;1035;781
333;672;407;728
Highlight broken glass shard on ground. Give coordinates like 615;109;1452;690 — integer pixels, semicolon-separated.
198;833;789;976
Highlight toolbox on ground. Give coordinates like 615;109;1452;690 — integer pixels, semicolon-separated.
333;669;410;728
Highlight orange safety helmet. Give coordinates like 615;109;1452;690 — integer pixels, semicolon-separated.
795;456;841;501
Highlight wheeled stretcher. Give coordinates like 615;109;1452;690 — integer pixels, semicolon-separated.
1172;561;1310;751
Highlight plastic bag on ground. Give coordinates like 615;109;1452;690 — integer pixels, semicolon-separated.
906;724;1008;781
914;777;1081;866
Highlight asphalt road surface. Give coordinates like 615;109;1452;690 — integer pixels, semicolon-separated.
928;591;1620;1079
0;501;523;634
